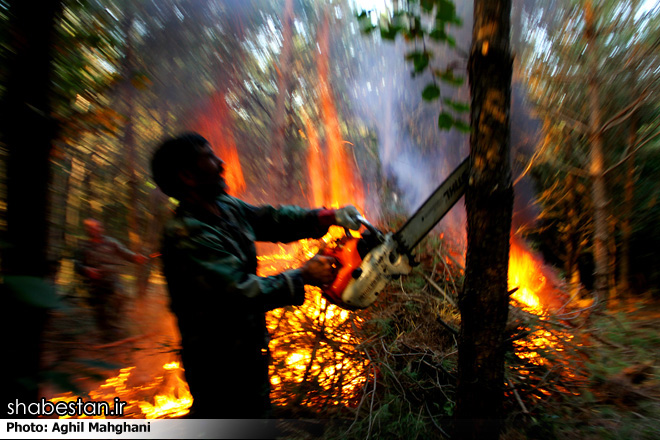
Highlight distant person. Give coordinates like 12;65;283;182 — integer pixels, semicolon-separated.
150;132;361;418
76;218;147;342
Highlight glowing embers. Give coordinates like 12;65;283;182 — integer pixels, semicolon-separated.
52;362;192;419
260;226;369;409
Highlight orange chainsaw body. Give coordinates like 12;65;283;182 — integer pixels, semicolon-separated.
319;236;363;309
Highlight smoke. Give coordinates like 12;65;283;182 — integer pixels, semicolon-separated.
347;31;470;245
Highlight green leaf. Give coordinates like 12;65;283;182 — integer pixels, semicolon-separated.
361;23;377;34
411;52;430;73
453;119;470;133
406;51;431;73
443;98;470;112
380;26;399;40
421;0;437;12
438;69;464;86
437;0;457;22
422;84;441;101
438;112;453;130
429;27;447;42
3;275;60;309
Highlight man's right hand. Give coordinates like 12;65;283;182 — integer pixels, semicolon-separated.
299;254;338;287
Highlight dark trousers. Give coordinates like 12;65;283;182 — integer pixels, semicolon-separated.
88;281;124;342
181;342;272;419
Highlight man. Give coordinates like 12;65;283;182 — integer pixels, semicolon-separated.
76;218;147;342
150;133;362;418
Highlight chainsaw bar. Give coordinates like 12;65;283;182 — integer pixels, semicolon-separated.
393;157;469;253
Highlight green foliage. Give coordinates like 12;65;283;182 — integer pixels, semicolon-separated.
357;0;469;132
421;84;441;101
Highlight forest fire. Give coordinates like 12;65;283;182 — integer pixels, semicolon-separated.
507;238;576;371
508;239;550;315
259;25;371;408
192;93;246;195
51;362;192;418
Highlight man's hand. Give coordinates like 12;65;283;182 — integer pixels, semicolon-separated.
335;205;362;230
299;254;338;286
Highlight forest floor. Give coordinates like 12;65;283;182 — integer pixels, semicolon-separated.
39;265;660;439
39;270;188;419
502;296;660;440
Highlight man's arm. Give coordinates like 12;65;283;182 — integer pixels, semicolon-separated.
230;198;362;243
165;221;313;311
109;238;147;265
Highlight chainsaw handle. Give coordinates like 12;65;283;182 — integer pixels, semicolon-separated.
356;215;384;242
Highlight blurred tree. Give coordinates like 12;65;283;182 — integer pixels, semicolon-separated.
522;0;660;302
1;0;63;414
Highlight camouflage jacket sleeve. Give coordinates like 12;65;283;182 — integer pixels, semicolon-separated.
163;217;306;312
230;197;330;243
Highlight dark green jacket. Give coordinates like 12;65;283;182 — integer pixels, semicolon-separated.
162;194;329;355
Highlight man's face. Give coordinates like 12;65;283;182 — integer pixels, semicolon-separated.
185;143;227;198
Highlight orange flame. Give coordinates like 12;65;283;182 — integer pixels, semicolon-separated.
508;239;548;314
192;93;246;195
507;238;576;371
310;13;364;210
52;362;192;419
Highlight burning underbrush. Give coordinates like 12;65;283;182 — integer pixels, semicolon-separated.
321;234;597;439
41;275;193;419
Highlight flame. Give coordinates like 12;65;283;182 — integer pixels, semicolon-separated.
261;227;368;408
192;93;246;195
51;362;192;419
507;238;576;373
508;239;548;314
310;13;364;210
259;15;371;409
302;110;325;208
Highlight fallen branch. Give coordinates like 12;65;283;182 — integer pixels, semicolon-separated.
424;274;458;308
506;373;529;414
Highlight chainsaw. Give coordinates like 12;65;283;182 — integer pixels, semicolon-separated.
321;157;469;310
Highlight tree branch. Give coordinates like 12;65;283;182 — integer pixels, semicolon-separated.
598;88;651;135
603;122;660;177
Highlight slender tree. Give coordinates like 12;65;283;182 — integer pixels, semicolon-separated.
455;0;513;438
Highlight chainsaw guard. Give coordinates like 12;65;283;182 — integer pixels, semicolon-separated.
333;234;412;310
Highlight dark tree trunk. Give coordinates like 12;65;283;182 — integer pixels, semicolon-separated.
619;115;638;294
1;0;62;415
455;0;513;438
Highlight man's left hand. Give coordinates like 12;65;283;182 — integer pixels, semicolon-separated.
335;205;362;230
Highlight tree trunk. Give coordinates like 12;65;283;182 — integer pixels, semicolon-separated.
619;115;637;294
120;13;147;296
1;0;62;414
584;2;610;306
269;0;295;198
48;149;72;263
455;0;513;438
565;174;582;300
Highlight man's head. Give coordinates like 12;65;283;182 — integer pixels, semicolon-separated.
151;132;227;201
83;218;104;240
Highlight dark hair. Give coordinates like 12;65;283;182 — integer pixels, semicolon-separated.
150;132;209;198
